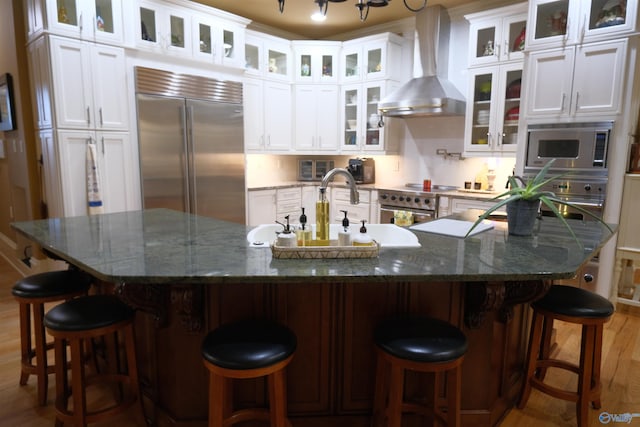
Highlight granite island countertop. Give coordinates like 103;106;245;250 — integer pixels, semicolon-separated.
12;208;615;285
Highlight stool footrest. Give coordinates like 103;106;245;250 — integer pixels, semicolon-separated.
226;408;270;426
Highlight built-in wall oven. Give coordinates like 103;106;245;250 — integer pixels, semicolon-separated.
378;186;450;225
524;121;613;292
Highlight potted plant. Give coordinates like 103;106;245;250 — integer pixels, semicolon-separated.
464;159;613;241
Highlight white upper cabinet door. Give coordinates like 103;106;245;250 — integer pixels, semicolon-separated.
293;41;341;83
525;38;626;118
50;36;128;130
244;31;292;81
243;78;265;152
340;33;404;83
136;1;192;57
27;36;53;129
294;85;339;151
97;131;134;213
263;81;292;151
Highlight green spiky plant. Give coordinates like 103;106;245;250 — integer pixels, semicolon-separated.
464;159;614;242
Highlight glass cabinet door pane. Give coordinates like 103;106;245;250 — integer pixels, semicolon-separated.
475;27;497;60
268;49;287;76
472;73;492;146
56;0;77;26
344;89;358;146
502;70;522;145
199;24;211;53
301;54;311;77
345;53;358;78
170;15;185;48
508;20;527;55
322;55;332;77
245;43;259;70
588;0;627;30
95;0;114;34
367;48;382;74
140;7;156;42
534;0;569;40
365;87;381;147
223;30;234;59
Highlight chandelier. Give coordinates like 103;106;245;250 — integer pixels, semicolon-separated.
277;0;427;22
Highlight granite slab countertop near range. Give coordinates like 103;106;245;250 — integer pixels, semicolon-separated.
12;208;615;286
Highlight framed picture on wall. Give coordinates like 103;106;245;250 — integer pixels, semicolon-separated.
0;73;17;131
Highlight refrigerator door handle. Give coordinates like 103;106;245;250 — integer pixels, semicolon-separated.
179;105;192;213
185;104;197;214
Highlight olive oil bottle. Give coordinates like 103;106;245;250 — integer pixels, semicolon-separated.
315;188;330;245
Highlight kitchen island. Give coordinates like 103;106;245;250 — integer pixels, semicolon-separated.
12;209;614;427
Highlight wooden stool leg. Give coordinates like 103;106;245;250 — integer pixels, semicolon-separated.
269;368;288;427
123;324;146;425
386;363;404;427
447;366;462;427
53;337;67;427
577;325;595;427
33;303;49;406
69;338;88;426
209;372;225;427
18;303;31;386
518;310;544;409
591;324;604;409
372;354;389;427
537;316;554;381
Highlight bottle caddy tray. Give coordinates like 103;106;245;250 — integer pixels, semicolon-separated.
271;240;380;259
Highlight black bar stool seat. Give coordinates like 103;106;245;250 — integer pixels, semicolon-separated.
44;294;145;426
12;270;91;405
372;316;468;427
518;285;614;427
202;319;296;427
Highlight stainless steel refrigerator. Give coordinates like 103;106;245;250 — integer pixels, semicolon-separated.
135;67;246;224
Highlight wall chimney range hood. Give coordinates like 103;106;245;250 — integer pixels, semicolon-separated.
378;5;466;118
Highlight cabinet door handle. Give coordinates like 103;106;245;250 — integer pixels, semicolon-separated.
267;135;271;147
79;12;83;32
575;92;580;110
99;108;103;126
101;136;105;154
86;107;91;125
560;93;566;112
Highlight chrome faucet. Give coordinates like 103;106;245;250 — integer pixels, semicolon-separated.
320;168;360;204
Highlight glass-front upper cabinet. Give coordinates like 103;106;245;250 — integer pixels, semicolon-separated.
465;3;528;66
341;33;404;83
292;41;340;83
193;16;245;68
37;0;124;43
244;30;291;80
137;2;191;56
527;0;637;49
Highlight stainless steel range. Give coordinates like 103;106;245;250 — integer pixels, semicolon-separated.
378;185;457;224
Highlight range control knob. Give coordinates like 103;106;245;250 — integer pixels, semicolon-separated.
584;184;592;191
424;199;431;205
380;194;388;200
399;196;405;202
584;273;594;283
390;195;397;201
414;197;420;203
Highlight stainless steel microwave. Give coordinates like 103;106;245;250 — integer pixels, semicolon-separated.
525;122;613;176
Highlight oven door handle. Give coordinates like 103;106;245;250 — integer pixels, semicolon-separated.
560;200;603;209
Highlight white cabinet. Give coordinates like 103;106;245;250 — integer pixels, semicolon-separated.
247;189;277;227
464;63;522;156
294;85;339;152
49;36;129;130
525;38;627;118
56;130;134;217
331;188;371;225
340;81;400;154
449;196;506;215
340;33;404;83
527;0;638;49
244;78;292;153
27;36;53;130
37;130;64;217
245;31;292;81
26;0;125;44
292;41;340;83
465;3;527;67
276;187;302;223
301;185;318;225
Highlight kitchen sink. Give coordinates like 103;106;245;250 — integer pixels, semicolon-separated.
247;223;421;248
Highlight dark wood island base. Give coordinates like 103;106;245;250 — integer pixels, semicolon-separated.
116;278;551;427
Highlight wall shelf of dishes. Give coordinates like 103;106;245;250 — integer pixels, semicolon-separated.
526;0;637;49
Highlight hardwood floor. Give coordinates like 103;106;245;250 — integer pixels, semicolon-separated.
1;252;639;426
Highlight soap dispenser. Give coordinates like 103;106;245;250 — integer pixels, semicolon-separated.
315;188;330;245
338;210;351;246
352;220;374;246
296;208;312;246
275;215;297;247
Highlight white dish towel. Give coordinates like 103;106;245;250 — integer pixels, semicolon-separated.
86;142;104;215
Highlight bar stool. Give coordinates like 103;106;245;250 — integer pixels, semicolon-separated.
201;319;297;427
518;285;614;427
372;316;468;427
44;294;145;426
11;270;92;405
